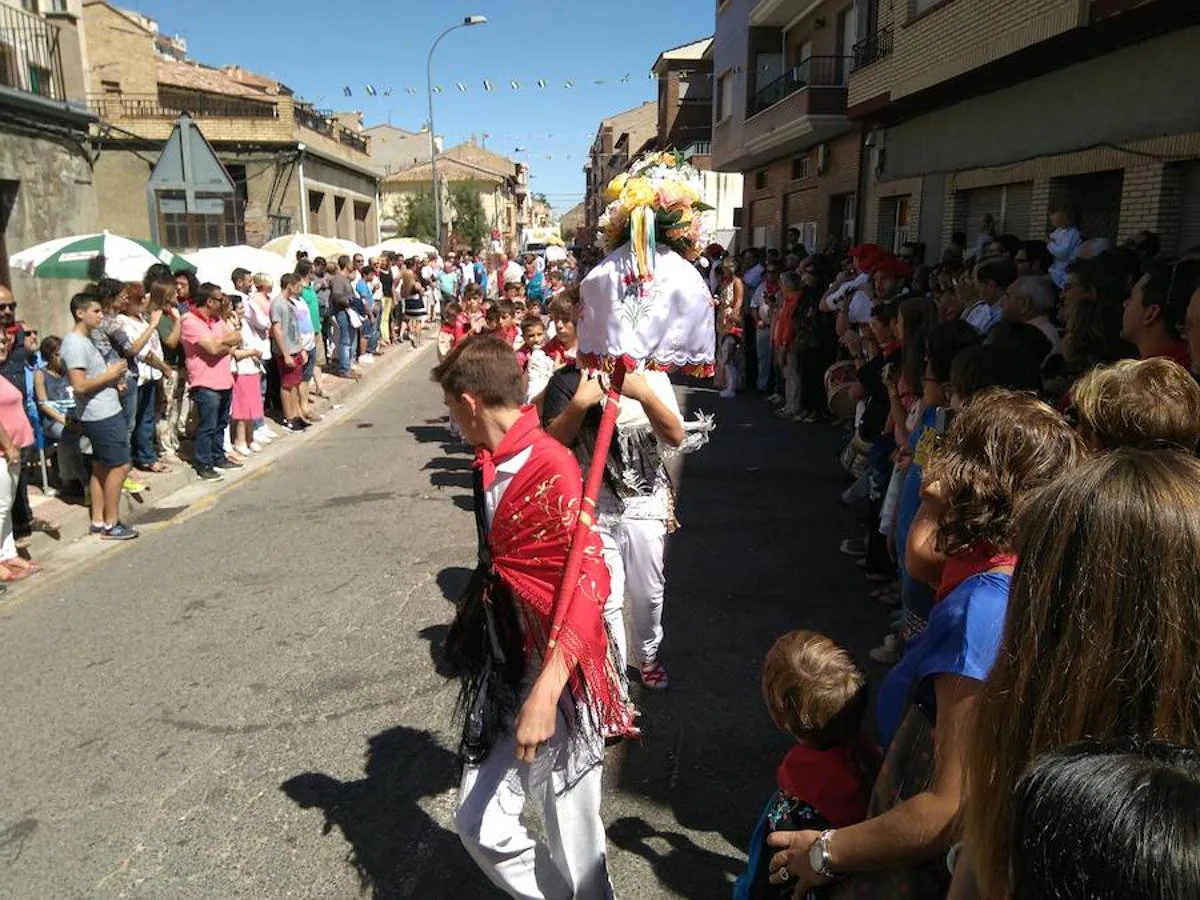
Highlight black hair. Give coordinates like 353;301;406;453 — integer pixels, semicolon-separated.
986;320;1053;366
174;270;200;300
142;263;173;295
39;334;62;360
1012;740;1200;900
1137;259;1187;338
1018;240;1052;273
337;255;351;271
1134;230;1161;260
950;342;1042;398
69;291;99;320
279;273;300;291
231;267;251;284
992;233;1020;257
313;256;327;267
1067;254;1129;306
951;231;967;249
976;258;1019;290
925;320;981;384
294;259;313;278
197;282;223;304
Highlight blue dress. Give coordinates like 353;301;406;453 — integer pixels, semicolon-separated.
876;572;1011;748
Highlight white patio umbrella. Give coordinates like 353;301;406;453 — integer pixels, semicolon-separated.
10;231;194;281
260;233;344;262
184;245;291;294
334;237;366;257
544;245;568;263
366;237;437;260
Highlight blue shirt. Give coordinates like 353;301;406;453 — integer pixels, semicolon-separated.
897;407;938;632
876;572;1011;747
438;271;458;298
354;279;373;314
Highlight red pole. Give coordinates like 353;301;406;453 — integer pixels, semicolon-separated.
546;359;626;650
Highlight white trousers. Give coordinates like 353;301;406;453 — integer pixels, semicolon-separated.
599;517;668;671
0;463;16;562
455;712;613;900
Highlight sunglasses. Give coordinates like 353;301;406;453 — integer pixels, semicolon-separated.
0;303;15;311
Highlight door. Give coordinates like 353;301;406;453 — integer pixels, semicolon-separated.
837;6;857;82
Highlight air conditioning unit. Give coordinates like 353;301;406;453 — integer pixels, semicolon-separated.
817;143;831;175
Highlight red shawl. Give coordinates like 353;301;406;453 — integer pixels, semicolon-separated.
475;407;634;737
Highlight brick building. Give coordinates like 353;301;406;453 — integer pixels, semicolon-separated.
847;0;1200;258
712;0;862;253
82;0;379;249
363;123;434;177
379;139;528;252
0;0;99;334
583;100;658;238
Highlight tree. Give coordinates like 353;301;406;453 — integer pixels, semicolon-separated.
448;181;489;252
398;188;436;244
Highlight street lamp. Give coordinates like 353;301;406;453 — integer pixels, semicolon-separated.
427;15;487;252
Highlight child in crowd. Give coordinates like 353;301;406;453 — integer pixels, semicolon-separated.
735;631;878;900
1047;206;1083;290
228;294;266;457
1071;356;1200;452
437;300;463;363
485;301;520;349
33;335;89;499
463;284;486;335
519;314;555;404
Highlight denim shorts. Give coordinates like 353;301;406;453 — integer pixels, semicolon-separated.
81;413;131;468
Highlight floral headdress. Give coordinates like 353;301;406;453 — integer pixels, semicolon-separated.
598;149;712;269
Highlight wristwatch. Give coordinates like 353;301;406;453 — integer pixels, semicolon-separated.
809;829;840;879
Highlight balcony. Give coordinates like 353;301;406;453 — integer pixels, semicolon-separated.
294;103;334;136
0;3;66;102
89;91;278;120
338;126;368;154
751;56;849;116
682;140;712;158
851;25;893;73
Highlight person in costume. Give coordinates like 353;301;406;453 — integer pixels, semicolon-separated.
433;335;632;900
542;358;685;691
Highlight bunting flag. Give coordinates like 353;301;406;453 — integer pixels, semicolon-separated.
364;84;377;96
620;74;630;83
565;80;575;89
456;82;468;92
433;85;444;93
383;87;392;96
342;86;352;96
510;80;520;91
593;79;605;85
405;87;417;95
536;78;547;88
483;79;494;92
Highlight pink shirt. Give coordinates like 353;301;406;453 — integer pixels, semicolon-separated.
0;375;32;453
181;311;235;391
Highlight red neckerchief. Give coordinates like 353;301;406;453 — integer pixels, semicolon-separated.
881;340;900;357
473;405;542;489
936;543;1017;602
776;736;877;828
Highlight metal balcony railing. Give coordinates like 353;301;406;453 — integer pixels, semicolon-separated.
683;140;712;158
0;3;65;101
89;91;279;120
751;56;849;116
338;127;368;154
294;103;334;136
851;25;894;74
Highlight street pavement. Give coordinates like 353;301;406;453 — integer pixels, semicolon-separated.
0;351;889;899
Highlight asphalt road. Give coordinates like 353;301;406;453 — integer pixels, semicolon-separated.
0;351;888;899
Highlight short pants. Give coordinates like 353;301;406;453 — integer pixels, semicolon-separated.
81;413;131;468
277;353;305;390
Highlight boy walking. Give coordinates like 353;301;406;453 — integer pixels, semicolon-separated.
432;335;631;900
61;292;138;540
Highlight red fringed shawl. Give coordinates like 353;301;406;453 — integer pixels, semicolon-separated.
475;408;634;738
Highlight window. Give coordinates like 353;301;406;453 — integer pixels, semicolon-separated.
791;155;809;180
0;180;16;289
101;80;121;94
878;194;912;254
308;190;324;217
910;0;945;17
354;200;370;246
755;169;769;190
716;71;733;122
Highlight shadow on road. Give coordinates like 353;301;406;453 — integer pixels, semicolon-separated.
608;816;743;899
418;624;458;679
280;726;490;898
436;566;473;603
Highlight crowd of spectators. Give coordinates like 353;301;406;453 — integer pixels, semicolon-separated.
711;215;1200;898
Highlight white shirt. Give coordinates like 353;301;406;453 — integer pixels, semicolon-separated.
964;301;1003;334
483;446;533;532
847;289;874;325
116;313;163;384
1048;226;1083;289
825;272;870;312
237;317;269;374
503;260;523;285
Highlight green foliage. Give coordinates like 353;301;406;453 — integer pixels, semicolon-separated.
398;188;437;244
449;181;489;251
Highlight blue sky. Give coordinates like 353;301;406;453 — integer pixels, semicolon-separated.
119;0;714;215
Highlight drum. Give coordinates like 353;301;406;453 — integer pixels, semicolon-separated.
825;360;858;423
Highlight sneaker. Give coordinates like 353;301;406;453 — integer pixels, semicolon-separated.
248;441;264;453
718;387;736;399
197;468;224;481
291;417;311;431
359;354;375;365
254;426;278;441
232;443;251;457
766;393;784;404
89;522;107;536
869;634;904;665
122;477;147;494
214;458;244;470
839;537;867;557
639;662;670;691
101;522;139;541
409;331;418;348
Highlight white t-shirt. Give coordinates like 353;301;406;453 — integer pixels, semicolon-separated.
847;289;874;325
483;446;532;532
116;313;163;384
503;260;523;285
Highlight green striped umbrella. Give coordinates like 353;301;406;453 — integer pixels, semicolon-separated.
9;232;195;281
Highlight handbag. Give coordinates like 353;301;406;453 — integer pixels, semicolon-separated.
346;308;363;330
444;468;525;765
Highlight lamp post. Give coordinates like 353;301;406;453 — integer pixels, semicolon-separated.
427;15;487;252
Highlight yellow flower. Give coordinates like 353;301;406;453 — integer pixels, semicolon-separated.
620;177;656;209
605;173;628;202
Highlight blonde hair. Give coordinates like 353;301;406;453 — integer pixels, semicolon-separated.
761;631;866;749
964;449;1200;898
1071;358;1200;451
251;272;274;288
